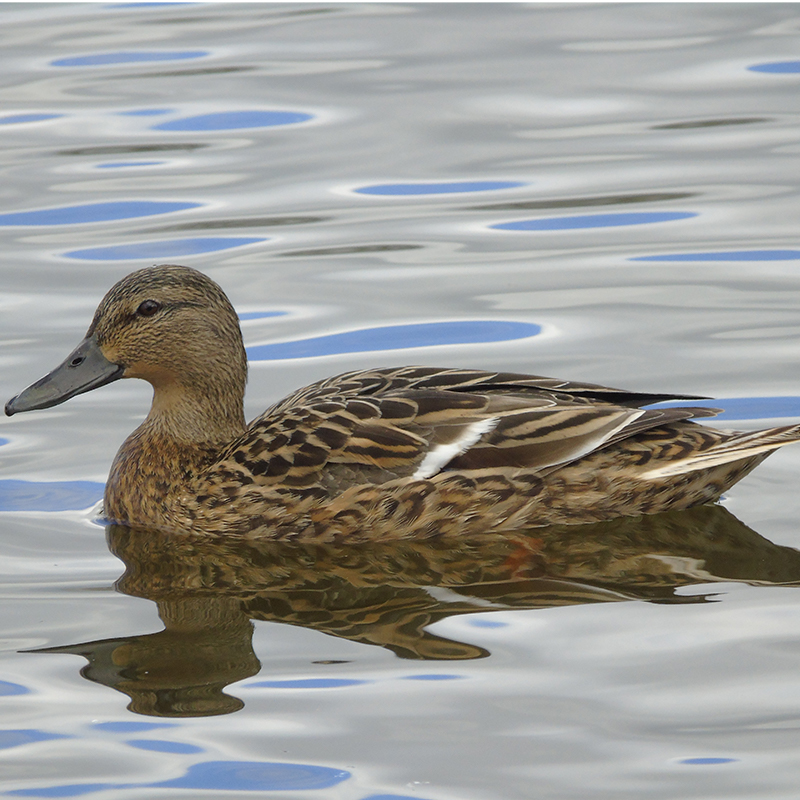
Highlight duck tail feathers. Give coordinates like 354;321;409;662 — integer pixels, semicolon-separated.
640;423;800;480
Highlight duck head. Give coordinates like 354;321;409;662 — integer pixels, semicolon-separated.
6;265;248;437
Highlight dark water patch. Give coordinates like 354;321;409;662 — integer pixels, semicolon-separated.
403;674;463;681
652;117;770;130
146;215;327;232
282;243;422;257
469;191;695;211
493;211;696;231
65;236;266;260
138;14;224;25
57;143;208;156
355;180;525;196
133;66;255;78
247;320;542;361
274;6;340;16
153;110;313;131
680;757;739;765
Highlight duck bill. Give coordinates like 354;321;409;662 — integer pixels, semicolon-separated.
5;336;124;416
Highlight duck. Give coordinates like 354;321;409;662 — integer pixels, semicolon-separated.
6;264;800;542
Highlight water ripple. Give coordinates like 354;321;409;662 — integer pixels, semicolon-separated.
247;321;542;361
0;681;28;696
633;250;800;262
91;722;174;733
656;397;800;421
748;61;800;74
152;110;313;131
0;480;103;512
493;211;696;231
117;109;172;117
0;114;63;126
51;51;209;67
9;761;351;796
355;180;525;196
362;795;430;800
126;739;204;754
0;730;69;750
64;237;267;260
469;191;696;212
249;678;369;689
0;201;200;226
95;161;165;169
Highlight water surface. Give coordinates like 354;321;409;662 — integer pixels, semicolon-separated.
3;4;800;799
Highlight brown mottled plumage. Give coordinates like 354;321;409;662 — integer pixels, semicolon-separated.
6;264;800;541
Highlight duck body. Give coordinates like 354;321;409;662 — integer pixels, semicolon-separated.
7;265;800;542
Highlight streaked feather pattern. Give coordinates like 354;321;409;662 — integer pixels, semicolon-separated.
7;266;800;541
183;365;800;541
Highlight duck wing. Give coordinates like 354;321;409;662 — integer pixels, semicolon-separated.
218;367;717;491
267;365;707;411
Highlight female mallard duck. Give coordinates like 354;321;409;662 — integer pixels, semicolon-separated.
6;264;800;541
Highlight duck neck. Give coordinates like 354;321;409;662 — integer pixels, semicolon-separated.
104;380;247;529
146;381;247;446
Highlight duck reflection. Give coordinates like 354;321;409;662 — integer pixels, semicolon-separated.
36;505;800;717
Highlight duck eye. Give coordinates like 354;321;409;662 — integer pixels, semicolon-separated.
136;299;161;318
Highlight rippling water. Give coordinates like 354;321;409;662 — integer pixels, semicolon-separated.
3;3;800;798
